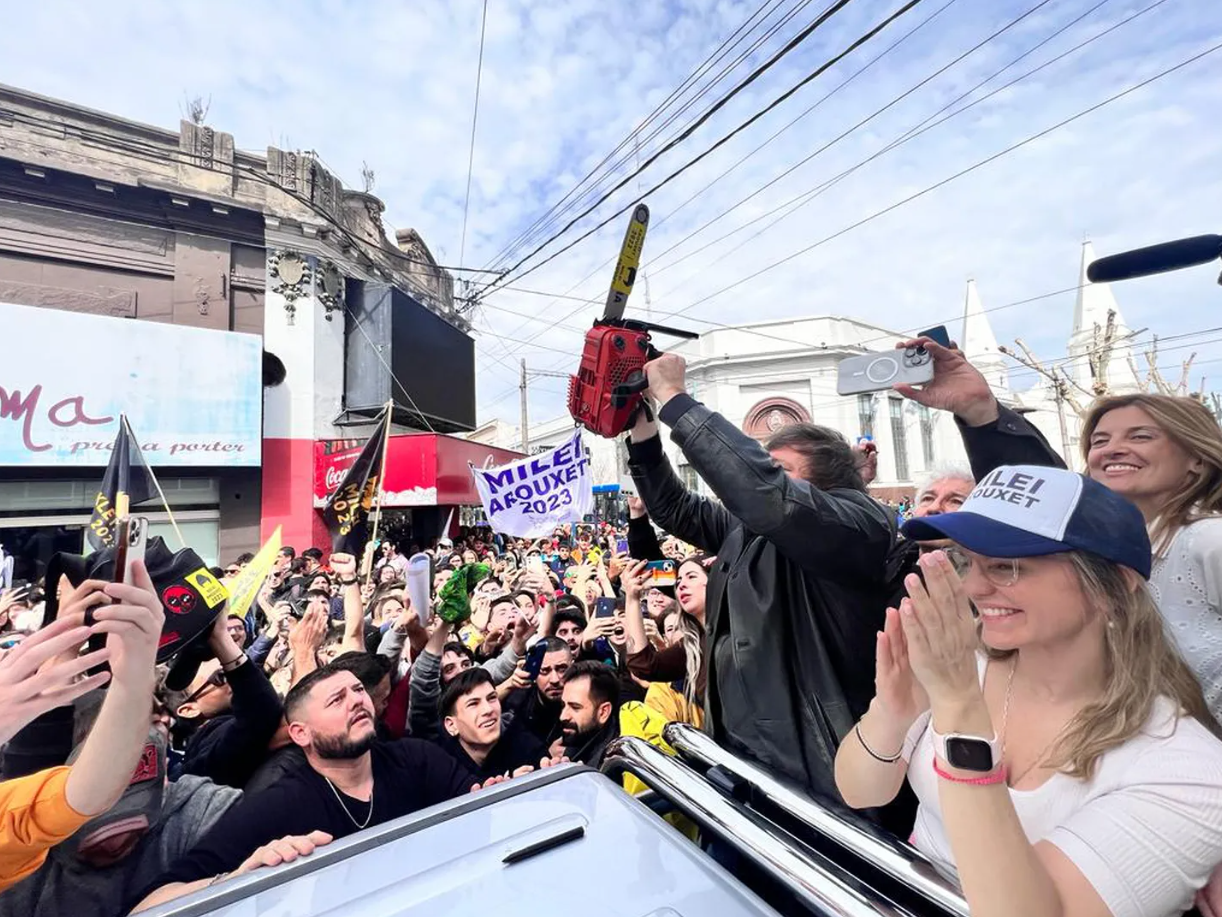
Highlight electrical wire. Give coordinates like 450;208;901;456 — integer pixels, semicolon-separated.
478;0;922;296
469;0;1153;371
475;0;963;361
640;0;962;251
643;39;1222;329
645;0;1156;284
458;0;489;269
644;0;1066;272
482;0;795;270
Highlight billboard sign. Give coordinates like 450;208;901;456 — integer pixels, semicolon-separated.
0;301;262;467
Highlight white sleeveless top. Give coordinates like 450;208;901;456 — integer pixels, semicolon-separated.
902;659;1222;917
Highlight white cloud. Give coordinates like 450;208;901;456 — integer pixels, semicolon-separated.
3;0;1220;423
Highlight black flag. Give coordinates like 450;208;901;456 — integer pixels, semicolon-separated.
87;416;157;551
323;407;391;555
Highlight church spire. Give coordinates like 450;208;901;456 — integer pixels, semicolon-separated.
961;279;1008;392
1073;241;1128;338
1068;241;1139;394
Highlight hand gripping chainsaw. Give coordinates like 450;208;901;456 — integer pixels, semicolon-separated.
567;204;697;438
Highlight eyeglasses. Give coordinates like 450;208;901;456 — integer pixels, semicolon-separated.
182;668;228;706
943;547;1020;588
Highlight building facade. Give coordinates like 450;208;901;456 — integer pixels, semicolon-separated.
0;83;477;581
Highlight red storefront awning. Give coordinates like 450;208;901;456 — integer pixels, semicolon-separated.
314;434;524;508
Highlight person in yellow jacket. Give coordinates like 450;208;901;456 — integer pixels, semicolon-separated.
0;565;164;891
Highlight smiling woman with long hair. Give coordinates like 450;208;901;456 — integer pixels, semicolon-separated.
622;556;709;720
835;465;1222;917
1082;393;1222;725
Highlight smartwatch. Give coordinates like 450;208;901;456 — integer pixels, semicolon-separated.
930;727;1000;772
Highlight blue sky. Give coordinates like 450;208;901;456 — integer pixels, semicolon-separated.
3;0;1220;424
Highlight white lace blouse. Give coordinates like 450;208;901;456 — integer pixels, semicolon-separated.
1148;518;1222;724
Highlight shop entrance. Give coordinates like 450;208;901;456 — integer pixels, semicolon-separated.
0;524;85;586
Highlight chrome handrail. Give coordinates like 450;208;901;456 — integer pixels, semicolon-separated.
662;724;969;917
602;737;916;917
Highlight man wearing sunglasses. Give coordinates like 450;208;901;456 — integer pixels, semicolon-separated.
173;610;282;790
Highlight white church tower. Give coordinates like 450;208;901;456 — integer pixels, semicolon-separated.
1067;241;1142;396
961;279;1009;394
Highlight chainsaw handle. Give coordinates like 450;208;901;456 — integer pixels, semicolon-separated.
617;372;650;397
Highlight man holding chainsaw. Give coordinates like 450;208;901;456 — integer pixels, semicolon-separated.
626;352;895;802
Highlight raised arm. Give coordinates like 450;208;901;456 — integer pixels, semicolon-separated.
408;621;454;739
625;496;664;562
892;338;1065;479
65;563;164;817
330;553;366;655
644;355;891;578
627;408;734;554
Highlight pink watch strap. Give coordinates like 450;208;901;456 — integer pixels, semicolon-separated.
933;757;1008;786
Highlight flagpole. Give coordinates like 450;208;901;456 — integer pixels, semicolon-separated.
364;400;394;583
126;415;187;550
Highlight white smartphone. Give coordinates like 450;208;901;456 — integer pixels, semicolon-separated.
836;345;934;396
113;517;149;586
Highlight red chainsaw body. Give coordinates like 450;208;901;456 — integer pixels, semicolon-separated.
567;320;654;438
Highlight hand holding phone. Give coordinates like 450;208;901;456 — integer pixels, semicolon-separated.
836;345;934;396
645;559;676;588
523;641;548;681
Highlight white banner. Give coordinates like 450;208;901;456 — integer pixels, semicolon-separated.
470;430;593;538
0;301;261;467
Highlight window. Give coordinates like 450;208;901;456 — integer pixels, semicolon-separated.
890;397;910;482
919;405;936;466
857;394;877;439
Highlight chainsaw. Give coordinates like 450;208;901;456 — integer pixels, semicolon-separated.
567;203;697;438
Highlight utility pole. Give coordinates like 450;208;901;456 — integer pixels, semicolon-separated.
519;358;530;454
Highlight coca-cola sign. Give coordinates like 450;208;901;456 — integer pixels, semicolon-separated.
314;435;524;508
313;441;364;506
323;464;348;491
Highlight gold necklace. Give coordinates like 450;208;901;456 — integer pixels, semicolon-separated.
999;657;1075;787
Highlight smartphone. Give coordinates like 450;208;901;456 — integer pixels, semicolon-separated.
836;345;934;396
917;325;951;348
88;517;148;675
594;597;617;619
615;538;629;555
112;517;148;587
523;641;548;681
645;559;676;588
527;555;545;576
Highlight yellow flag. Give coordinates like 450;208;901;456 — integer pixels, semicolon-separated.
225;526;282;623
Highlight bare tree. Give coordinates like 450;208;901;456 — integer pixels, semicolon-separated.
182;93;211;125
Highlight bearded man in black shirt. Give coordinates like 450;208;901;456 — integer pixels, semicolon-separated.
132;662;508;912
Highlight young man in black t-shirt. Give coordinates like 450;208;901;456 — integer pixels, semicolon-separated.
436;668;558;781
132;663;507;913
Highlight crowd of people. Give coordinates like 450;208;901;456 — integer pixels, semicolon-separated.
0;336;1220;916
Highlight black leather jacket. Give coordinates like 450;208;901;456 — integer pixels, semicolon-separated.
628;395;896;799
